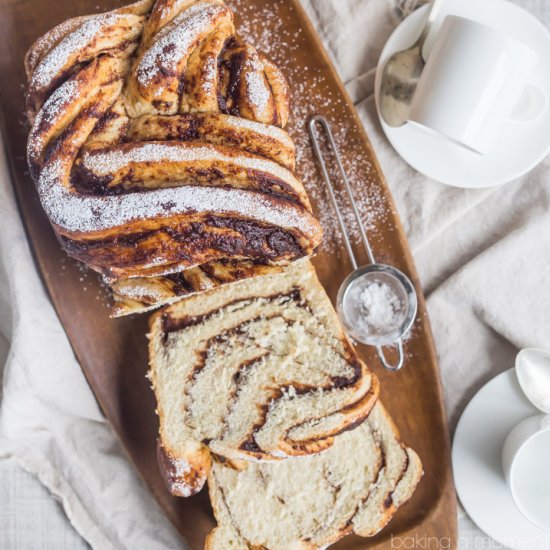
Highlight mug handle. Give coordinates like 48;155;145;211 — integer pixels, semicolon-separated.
510;83;547;123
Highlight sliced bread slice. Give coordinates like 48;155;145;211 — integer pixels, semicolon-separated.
148;259;379;496
206;402;423;550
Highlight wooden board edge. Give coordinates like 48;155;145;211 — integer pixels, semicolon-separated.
289;1;458;545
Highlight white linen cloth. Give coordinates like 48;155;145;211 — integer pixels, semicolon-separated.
1;0;550;548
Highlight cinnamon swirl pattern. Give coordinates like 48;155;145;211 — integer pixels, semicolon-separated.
206;404;423;550
25;0;322;315
148;260;379;497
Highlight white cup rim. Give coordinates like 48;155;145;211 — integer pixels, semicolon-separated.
506;417;550;531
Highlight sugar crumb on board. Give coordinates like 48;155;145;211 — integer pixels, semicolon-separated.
227;0;395;255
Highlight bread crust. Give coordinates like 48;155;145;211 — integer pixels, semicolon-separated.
157;440;211;497
25;0;321;315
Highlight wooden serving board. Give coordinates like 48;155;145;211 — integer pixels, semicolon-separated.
0;0;457;547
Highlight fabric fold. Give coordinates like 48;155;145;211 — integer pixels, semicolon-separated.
0;142;184;549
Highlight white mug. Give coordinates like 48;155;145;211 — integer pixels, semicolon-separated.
501;414;550;531
409;15;545;154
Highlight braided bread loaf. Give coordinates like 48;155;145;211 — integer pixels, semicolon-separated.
149;260;379;497
25;0;322;316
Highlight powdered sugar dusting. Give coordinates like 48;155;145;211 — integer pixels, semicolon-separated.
173;457;192;476
228;0;395;255
244;59;271;113
200;54;217;94
38;157;318;235
28;0;396;301
115;283;167;302
223;115;293;146
38;80;79;125
169;457;196;497
26;16;89;74
157;0;197;25
28;79;79;159
359;281;405;334
81;142;299;186
137;1;229;88
31;14;122;91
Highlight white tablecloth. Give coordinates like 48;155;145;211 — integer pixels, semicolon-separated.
1;0;550;548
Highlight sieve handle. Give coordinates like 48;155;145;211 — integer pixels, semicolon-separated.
376;339;405;372
308;115;376;268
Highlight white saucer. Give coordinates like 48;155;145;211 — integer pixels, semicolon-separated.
374;0;550;188
453;368;550;548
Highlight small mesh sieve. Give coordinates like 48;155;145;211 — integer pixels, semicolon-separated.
309;115;418;371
